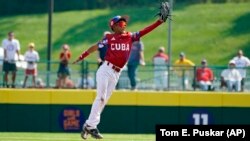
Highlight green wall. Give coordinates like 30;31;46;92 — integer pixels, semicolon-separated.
1;104;250;133
0;89;250;133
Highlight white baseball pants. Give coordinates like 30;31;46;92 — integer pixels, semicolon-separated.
85;61;121;128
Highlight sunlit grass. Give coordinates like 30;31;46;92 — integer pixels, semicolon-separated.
0;132;155;141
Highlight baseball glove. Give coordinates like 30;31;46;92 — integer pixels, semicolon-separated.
156;2;171;22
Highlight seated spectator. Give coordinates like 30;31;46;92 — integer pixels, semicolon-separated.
220;60;242;92
55;78;76;89
195;59;214;91
36;78;45;88
65;78;76;89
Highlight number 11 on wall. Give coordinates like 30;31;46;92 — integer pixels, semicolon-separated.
192;113;209;125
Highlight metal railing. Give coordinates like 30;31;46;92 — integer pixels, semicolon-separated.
0;60;249;92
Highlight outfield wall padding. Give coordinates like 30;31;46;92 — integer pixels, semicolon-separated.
0;89;250;133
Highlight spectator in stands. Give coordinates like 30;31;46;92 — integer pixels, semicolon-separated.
220;60;242;92
55;77;76;89
65;78;76;89
36;78;45;88
127;41;145;90
152;46;169;90
195;59;214;91
22;42;40;88
231;50;250;92
2;31;21;88
174;52;195;90
57;44;71;88
97;31;111;68
77;74;95;89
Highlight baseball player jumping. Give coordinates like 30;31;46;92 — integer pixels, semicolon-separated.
73;2;170;140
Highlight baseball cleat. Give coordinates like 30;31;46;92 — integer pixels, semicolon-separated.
88;128;103;139
80;128;89;140
81;123;103;139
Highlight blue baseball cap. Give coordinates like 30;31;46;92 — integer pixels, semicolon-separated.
109;15;128;30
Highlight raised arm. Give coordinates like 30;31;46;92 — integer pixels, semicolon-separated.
73;44;98;64
139;19;163;38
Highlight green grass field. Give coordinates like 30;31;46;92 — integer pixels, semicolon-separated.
0;2;250;66
0;132;154;141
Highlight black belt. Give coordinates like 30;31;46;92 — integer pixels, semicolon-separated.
106;62;121;73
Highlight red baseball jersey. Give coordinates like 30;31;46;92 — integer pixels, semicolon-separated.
96;20;162;68
99;32;140;68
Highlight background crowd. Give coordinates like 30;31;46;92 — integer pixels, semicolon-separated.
1;31;250;92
